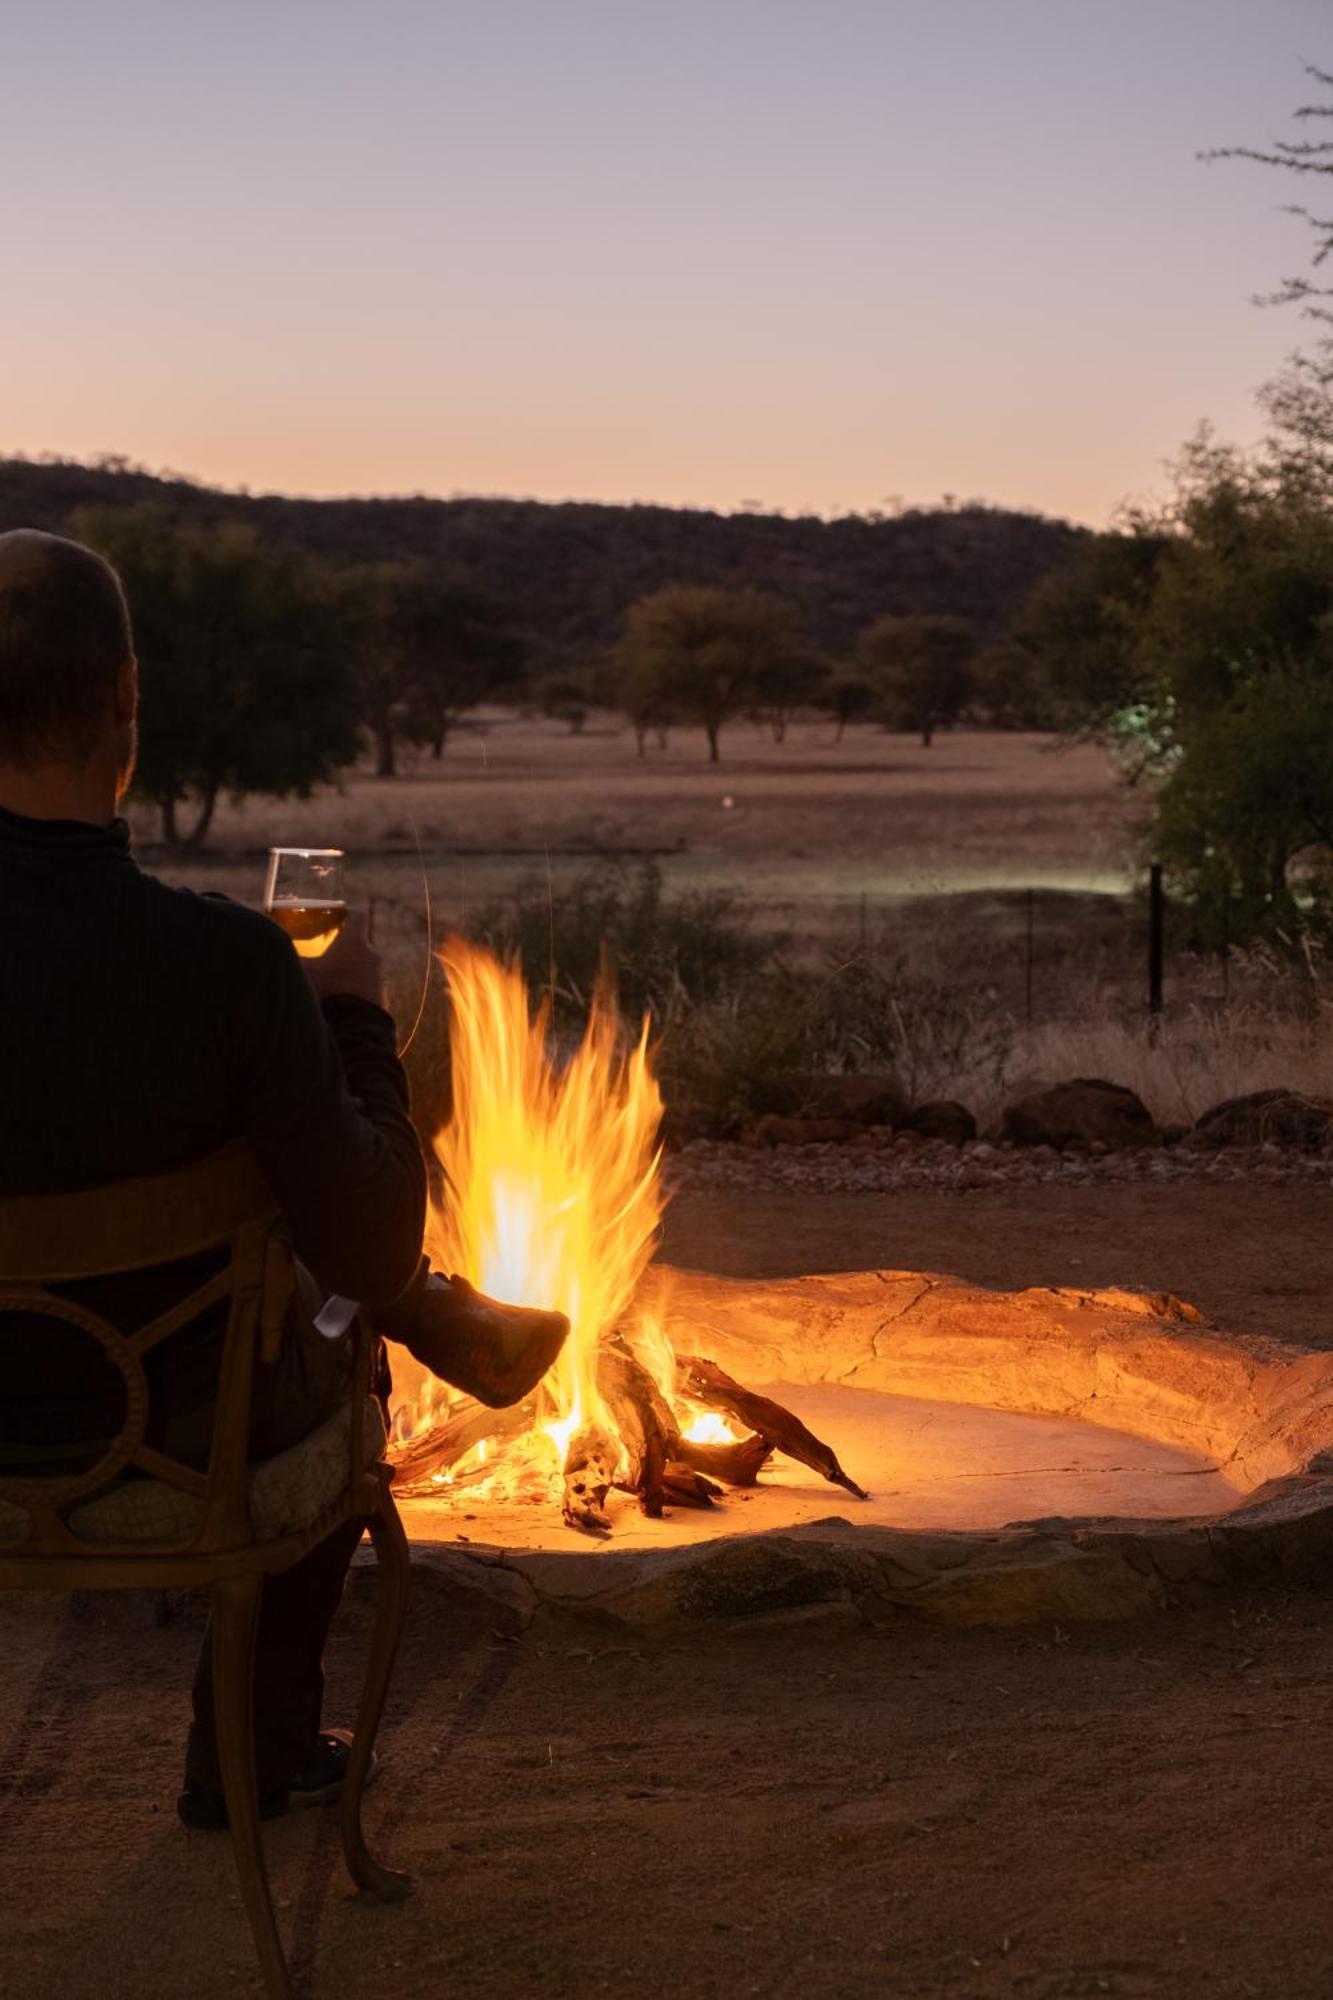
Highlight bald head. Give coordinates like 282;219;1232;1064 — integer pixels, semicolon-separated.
0;529;135;770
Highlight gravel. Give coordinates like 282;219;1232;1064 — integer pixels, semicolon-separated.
666;1133;1333;1197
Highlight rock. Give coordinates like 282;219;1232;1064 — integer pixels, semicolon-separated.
751;1072;907;1126
1000;1078;1160;1152
748;1114;863;1147
1191;1089;1333;1153
901;1099;977;1146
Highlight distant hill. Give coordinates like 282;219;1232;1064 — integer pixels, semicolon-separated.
0;455;1084;667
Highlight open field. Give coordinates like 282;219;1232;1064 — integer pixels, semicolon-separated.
128;717;1142;933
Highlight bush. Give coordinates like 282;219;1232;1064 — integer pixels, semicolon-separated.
656;942;1016;1132
467;862;774;1027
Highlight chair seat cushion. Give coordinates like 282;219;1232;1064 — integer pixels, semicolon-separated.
0;1397;387;1547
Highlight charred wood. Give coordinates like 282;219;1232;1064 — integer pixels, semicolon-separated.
598;1336;677;1516
674;1355;868;1501
673;1431;774;1486
562;1426;618;1534
388;1395;535;1493
662;1462;721;1507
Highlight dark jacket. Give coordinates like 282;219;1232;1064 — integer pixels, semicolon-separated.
0;805;427;1461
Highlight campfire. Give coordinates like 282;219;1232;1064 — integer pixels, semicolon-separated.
387;941;865;1533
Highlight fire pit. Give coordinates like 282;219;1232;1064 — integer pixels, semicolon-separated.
383;947;1333;1628
389;1266;1333;1627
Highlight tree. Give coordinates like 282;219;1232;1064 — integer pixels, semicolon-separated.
968;639;1060;729
819;666;879;742
399;568;522;759
1155;658;1333;945
1037;441;1333;948
71;505;358;845
615;646;678;758
337;562;405;779
1132;454;1333;942
615;585;803;761
1009;527;1167;739
746;630;813;743
535;667;603;734
855;614;977;746
340;562;519;776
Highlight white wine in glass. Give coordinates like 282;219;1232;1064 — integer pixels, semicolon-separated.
265;848;347;958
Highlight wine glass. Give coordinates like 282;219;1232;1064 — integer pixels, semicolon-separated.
264;847;347;959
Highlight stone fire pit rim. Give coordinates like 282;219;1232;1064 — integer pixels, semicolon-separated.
392;1265;1333;1628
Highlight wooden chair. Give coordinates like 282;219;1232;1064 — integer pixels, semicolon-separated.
0;1144;413;1998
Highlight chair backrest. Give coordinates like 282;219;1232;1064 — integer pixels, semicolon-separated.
0;1146;291;1558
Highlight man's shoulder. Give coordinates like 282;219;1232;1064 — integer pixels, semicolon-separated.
139;873;295;969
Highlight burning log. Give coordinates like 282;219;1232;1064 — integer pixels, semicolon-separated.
673;1431;774;1487
597;1337;676;1516
662;1463;721;1506
390;1395;536;1494
562;1427;619;1535
675;1355;869;1502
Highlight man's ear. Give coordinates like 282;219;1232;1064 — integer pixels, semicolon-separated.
114;655;139;724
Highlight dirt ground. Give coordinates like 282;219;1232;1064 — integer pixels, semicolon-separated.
662;1178;1333;1349
5;1182;1333;2000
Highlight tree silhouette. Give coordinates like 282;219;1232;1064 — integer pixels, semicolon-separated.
72;505;357;845
616;585;802;761
856;614;977;747
340;562;519;776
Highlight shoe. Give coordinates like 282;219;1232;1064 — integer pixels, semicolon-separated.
385;1271;570;1408
288;1726;379;1808
176;1728;377;1831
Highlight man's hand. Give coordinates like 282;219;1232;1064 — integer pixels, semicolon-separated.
302;910;386;1010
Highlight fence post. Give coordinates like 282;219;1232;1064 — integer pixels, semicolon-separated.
1148;863;1164;1022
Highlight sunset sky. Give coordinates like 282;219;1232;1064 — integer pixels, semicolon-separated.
3;0;1327;525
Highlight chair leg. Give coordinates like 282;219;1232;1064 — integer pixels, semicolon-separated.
213;1572;293;1999
342;1472;413;1901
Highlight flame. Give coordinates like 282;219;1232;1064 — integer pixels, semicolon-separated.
680;1411;741;1446
416;938;665;1469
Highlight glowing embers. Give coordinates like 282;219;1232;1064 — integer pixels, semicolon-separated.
386;942;862;1533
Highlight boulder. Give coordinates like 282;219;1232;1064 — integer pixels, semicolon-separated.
901;1100;977;1146
1001;1078;1160;1152
751;1071;906;1126
1191;1089;1333;1153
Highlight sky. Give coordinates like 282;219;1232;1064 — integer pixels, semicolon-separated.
2;0;1329;526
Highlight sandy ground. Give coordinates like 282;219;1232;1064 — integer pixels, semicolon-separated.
5;1181;1333;2000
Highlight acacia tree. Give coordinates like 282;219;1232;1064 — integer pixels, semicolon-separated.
819;665;879;742
856;613;976;746
340;561;519;776
72;505;358;845
616;585;803;761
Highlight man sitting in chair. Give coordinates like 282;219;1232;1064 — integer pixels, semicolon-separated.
0;527;569;1829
